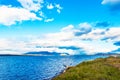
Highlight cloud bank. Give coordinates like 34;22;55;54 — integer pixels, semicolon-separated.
0;22;119;55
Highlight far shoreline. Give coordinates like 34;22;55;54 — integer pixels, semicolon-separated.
0;53;119;56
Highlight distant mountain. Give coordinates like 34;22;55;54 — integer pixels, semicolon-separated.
25;51;69;56
0;51;69;56
95;52;119;56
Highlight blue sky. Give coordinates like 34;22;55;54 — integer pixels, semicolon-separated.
0;0;120;55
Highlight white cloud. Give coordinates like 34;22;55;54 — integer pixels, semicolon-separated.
55;4;62;10
44;18;54;22
42;23;120;54
39;11;46;18
47;3;54;9
103;27;120;41
102;0;120;5
55;4;63;13
101;0;120;12
17;0;43;12
74;23;92;36
79;29;105;40
81;40;117;55
61;25;74;32
0;0;63;26
56;9;61;14
0;22;119;55
79;22;92;29
0;6;41;26
0;38;76;55
79;27;120;41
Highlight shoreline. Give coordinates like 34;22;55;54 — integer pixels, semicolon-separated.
52;55;120;80
0;53;119;56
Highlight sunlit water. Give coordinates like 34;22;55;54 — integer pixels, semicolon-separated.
0;55;108;80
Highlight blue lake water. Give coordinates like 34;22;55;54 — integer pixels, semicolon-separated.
0;55;108;80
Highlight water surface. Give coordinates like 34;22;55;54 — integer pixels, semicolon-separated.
0;55;108;80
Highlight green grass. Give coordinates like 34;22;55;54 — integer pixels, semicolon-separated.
53;57;120;80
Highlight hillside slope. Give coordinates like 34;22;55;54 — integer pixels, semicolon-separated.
53;56;120;80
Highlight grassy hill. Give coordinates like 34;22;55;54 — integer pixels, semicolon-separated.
53;56;120;80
